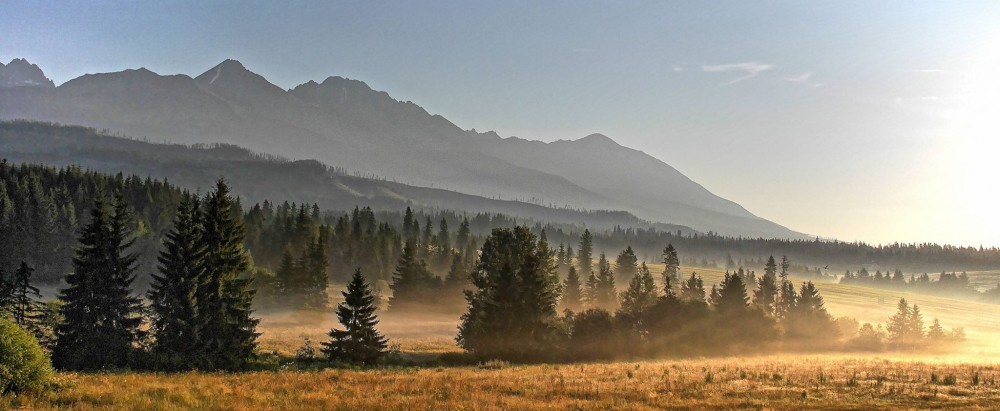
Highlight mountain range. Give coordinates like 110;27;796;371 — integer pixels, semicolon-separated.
0;58;803;238
0;121;696;235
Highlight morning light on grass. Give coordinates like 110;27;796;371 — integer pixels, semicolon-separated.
2;1;1000;410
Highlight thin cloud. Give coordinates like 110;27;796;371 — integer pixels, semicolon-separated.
784;72;813;83
671;64;685;72
701;61;773;85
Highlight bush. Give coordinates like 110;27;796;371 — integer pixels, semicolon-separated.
0;318;54;394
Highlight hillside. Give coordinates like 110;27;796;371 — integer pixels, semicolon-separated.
0;121;691;234
0;58;802;239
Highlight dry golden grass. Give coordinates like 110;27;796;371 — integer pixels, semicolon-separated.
7;264;1000;409
6;356;1000;410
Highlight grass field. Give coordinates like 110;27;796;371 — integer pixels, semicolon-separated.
6;265;1000;410
7;356;1000;409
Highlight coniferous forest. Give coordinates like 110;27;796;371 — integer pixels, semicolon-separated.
0;159;971;374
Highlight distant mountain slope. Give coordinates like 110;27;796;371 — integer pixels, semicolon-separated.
0;59;803;238
0;121;693;234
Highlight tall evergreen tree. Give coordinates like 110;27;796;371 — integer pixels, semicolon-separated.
619;262;657;317
615;246;639;281
779;255;791;281
764;255;778;279
662;244;680;285
562;266;583;312
148;193;205;369
577;229;593;277
713;273;750;314
753;270;779;315
594;253;617;310
402;207;416;244
196;180;259;370
322;269;388;364
388;241;439;311
680;272;706;302
458;227;562;361
8;261;45;333
54;194;144;370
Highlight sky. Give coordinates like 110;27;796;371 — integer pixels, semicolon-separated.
3;1;1000;247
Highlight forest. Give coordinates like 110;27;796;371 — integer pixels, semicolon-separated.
0;168;969;381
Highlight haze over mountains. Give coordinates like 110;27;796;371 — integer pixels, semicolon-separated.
0;58;803;239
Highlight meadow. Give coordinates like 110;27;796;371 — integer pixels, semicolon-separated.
6;265;1000;410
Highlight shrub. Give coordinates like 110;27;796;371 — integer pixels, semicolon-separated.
0;318;54;394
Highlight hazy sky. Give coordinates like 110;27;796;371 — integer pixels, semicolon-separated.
3;1;1000;247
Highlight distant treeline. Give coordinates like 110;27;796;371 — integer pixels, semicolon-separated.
3;159;1000;293
839;267;1000;304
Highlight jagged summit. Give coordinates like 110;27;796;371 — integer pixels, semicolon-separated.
0;58;55;89
0;59;802;238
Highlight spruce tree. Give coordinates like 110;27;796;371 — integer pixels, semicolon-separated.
402;207;416;244
779;255;791;281
0;268;12;315
713;273;749;314
595;253;617;310
886;298;913;348
458;227;562;361
196;180;259;370
322;269;388;365
304;236;329;309
148;193;205;369
8;261;45;333
615;246;639;281
753;271;779;315
388;241;439;311
619;262;657;317
561;266;583;312
764;255;778;279
54;194;144;370
577;229;593;278
680;272;706;302
662;244;680;285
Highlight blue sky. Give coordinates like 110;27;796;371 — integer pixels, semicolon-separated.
3;1;1000;246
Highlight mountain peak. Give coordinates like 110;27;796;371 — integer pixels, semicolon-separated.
194;59;284;96
195;59;255;85
577;133;618;146
0;58;55;89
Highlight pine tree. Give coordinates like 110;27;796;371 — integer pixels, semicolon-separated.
388;241;439;311
455;218;471;253
148;193;205;369
196;180;259;370
784;282;839;342
927;318;946;342
0;268;12;315
615;246;638;281
437;218;450;256
54;194;144;370
909;304;925;341
562;266;583;312
680;272;706;302
713;273;749;314
595;253;617;310
8;261;45;333
764;255;778;279
458;227;562;361
886;298;914;348
577;229;593;278
584;271;599;308
779;255;791;281
662;244;680;285
304;236;329;309
775;279;797;320
753;271;779;315
402;207;416;244
322;269;388;365
619;263;657;317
